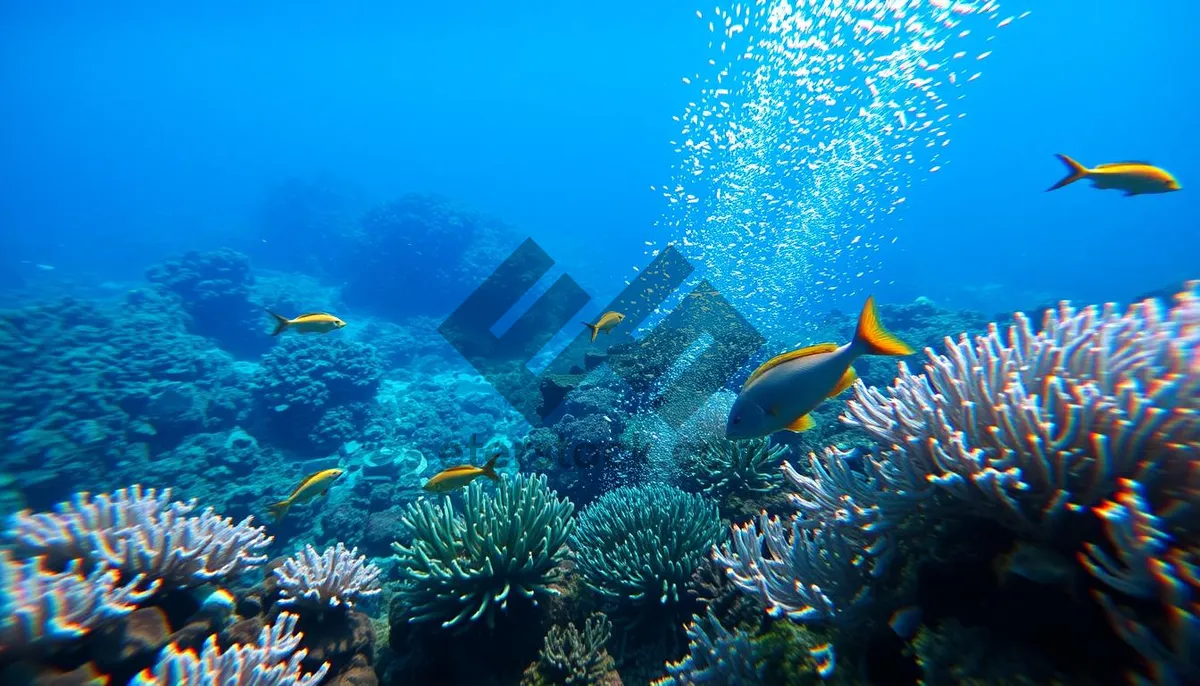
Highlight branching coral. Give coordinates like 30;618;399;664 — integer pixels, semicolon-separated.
274;542;383;611
842;282;1200;534
524;612;617;686
131;611;330;686
0;549;159;657
1080;479;1199;685
391;473;575;629
653;609;764;685
685;436;786;498
8;485;272;589
571;483;723;611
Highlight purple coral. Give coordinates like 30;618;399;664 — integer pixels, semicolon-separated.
273;542;383;610
0;549;159;657
842;282;1199;533
7;485;273;589
131;611;330;686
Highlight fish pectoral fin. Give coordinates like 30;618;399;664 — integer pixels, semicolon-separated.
767;405;780;417
784;414;816;432
828;367;859;397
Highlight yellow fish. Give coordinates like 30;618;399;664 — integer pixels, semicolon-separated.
266;310;347;336
725;297;914;440
582;311;625;343
267;468;343;521
423;453;501;493
1047;154;1181;196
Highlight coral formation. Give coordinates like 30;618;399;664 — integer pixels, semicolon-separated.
391;473;575;629
0;549;158;658
653;609;764;685
8;485;273;589
520;612;620;686
131;612;330;686
571;484;723;617
684;436;786;499
274;542;384;611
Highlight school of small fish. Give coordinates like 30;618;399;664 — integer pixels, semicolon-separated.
648;0;1029;340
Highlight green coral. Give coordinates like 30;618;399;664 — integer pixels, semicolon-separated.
521;612;617;686
685;436;786;498
391;473;575;630
571;483;723;612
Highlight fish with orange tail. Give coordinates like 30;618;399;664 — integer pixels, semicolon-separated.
267;468;344;521
725;296;914;440
266;310;347;336
422;453;502;493
1047;154;1181;196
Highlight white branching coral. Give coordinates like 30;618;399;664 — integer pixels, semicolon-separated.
132;612;329;686
0;549;159;657
274;542;383;610
8;485;273;588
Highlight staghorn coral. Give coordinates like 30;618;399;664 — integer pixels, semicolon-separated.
522;612;619;686
571;484;723;614
685;436;786;498
652;609;764;685
391;473;575;630
131;611;330;686
0;549;159;657
8;485;272;589
842;283;1200;534
274;542;383;611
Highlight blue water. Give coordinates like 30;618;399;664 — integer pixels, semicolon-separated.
2;2;1198;684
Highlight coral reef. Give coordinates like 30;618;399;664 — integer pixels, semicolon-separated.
571;484;723;621
391;473;575;630
274;543;383;612
683;436;786;517
653;609;764;685
131;612;330;686
8;485;272;589
520;612;621;686
0;550;158;658
252;336;383;454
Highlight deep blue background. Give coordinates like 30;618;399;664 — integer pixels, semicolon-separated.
1;1;1196;314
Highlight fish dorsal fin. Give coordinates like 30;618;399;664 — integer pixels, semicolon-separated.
290;471;325;497
295;312;329;319
442;464;479;474
828;366;858;398
785;414;816;432
1095;161;1152;168
744;343;839;389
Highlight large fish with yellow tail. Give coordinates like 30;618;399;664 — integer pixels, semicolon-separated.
267;468;344;521
423;453;501;493
266;310;347;336
1047;154;1181;196
582;311;625;343
725;296;914;440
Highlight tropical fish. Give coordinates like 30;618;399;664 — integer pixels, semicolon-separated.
423;453;501;493
582;311;625;343
725;297;914;440
1047;154;1181;196
266;310;347;336
267;468;344;521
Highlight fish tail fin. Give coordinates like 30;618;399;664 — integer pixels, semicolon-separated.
481;453;501;481
266;499;291;522
853;296;915;357
266;310;290;336
1047;154;1090;191
582;321;599;343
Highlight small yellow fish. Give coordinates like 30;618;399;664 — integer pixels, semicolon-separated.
267;468;344;521
1047;154;1181;196
726;297;913;440
423;453;501;493
266;310;347;336
582;311;625;343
